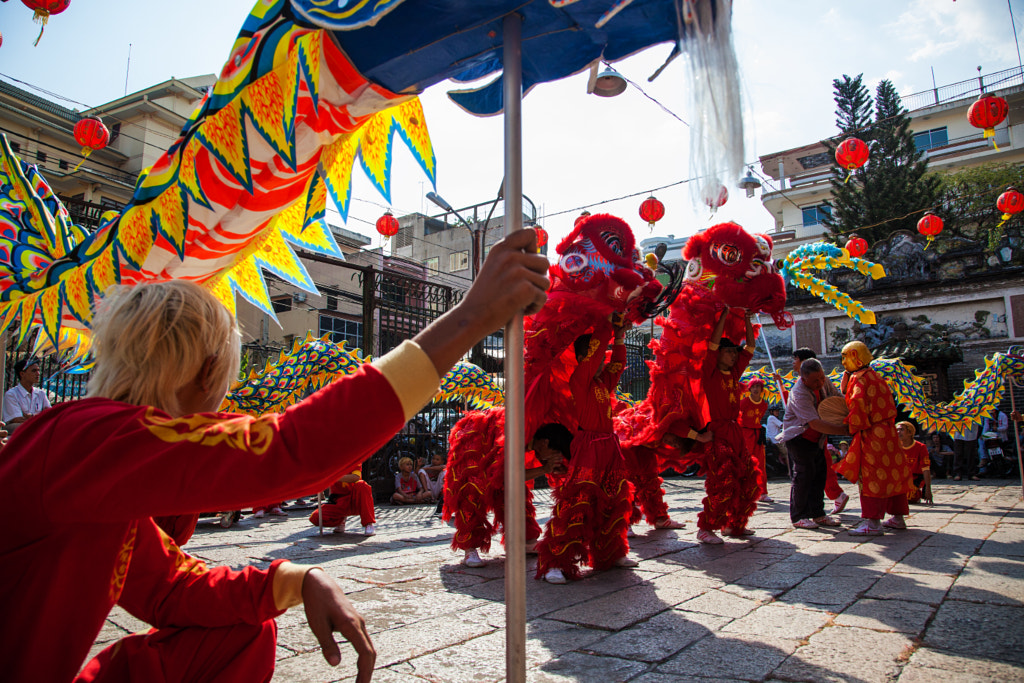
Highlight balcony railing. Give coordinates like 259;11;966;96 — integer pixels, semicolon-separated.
900;65;1024;113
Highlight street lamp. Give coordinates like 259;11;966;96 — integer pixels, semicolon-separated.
426;191;483;278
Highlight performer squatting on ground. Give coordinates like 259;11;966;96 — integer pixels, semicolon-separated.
737;378;770;503
536;321;637;583
898;422;933;506
836;341;912;536
0;230;550;683
780;359;846;530
694;307;761;545
309;468;377;536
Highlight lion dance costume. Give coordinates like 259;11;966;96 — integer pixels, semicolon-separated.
618;222;792;538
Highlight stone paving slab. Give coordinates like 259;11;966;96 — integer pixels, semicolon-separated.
80;480;1024;681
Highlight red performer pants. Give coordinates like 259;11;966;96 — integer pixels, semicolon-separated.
860;493;909;520
698;420;761;533
153;513;200;547
741;426;768;498
76;621;277;683
823;460;844;501
309;481;376;528
536;431;632;581
623;445;669;525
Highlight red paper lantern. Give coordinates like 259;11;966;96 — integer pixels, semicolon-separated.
997;187;1024;227
74;117;109;152
968;93;1008;143
703;184;728;211
532;225;548;249
846;236;868;258
835;137;869;172
917;213;944;249
639;195;665;230
375;210;399;239
22;0;70;46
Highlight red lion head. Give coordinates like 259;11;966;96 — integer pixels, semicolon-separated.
682;222;791;329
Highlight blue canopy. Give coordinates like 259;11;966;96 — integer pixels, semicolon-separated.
291;0;722;115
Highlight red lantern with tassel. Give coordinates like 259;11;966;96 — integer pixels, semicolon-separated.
997;187;1024;227
917;213;943;249
21;0;70;46
846;235;868;258
71;117;109;171
533;225;548;249
968;93;1008;147
375;210;400;239
639;195;665;231
835;137;869;183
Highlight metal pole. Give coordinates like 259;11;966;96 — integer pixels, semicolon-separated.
1007;370;1023;500
317;490;324;536
755;314;786;402
502;12;526;683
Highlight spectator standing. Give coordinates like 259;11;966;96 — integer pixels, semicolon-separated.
951;423;980;481
2;357;52;432
779;359;845;529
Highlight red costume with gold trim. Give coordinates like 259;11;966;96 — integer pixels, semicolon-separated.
903;439;930;503
309;468;376;528
696;342;762;533
536;338;633;580
0;361;406;682
737;392;768;498
836;366;911;516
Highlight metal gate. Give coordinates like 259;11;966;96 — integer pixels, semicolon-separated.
3;331;90;411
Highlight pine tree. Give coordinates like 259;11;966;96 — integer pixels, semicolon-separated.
823;75;873;240
822;77;941;245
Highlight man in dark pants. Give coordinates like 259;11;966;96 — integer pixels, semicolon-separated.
779;359;848;529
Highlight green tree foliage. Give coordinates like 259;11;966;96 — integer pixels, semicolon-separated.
822;77;941;246
935;162;1024;252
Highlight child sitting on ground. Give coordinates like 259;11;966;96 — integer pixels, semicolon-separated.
393;456;431;504
418;452;446;502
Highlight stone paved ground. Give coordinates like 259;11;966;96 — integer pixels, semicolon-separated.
91;478;1024;682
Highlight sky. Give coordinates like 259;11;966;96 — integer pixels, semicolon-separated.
2;0;1022;259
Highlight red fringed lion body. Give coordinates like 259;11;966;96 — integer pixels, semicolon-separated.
445;214;664;555
617;222;792;476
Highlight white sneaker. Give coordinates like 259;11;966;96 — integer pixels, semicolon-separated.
252;509;265;519
544;568;567;584
832;492;850;515
614;555;639;567
758;495;774;503
332;520;346;534
696;529;724;545
793;518;819;529
463;549;485;567
849;520;884;536
269;506;287;517
219;511;235;528
364;524;376;536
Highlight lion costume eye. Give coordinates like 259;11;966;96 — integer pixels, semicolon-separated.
600;230;624;256
710;243;742;265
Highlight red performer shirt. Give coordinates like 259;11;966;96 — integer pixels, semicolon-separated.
571;340;626;434
0;345;433;682
702;344;753;422
902;439;930;475
737;395;767;430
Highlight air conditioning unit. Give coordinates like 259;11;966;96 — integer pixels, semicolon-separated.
293;292;307;303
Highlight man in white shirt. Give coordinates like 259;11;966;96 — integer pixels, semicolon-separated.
2;357;51;431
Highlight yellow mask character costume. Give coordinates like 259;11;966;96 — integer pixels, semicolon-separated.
842;341;872;372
